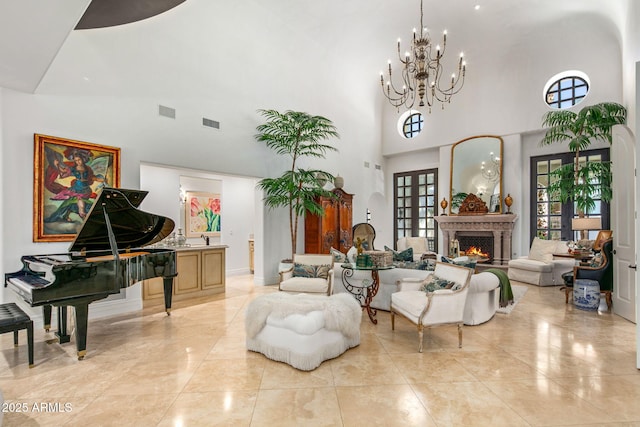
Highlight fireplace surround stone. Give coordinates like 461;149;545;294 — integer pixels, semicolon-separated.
435;214;518;265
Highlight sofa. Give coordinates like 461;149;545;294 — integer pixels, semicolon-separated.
332;263;500;325
507;237;575;286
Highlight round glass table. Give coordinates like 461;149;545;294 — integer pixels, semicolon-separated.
340;263;395;324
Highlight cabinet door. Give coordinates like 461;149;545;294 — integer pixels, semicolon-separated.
338;197;353;253
320;197;339;253
175;251;201;294
202;249;225;291
142;277;165;300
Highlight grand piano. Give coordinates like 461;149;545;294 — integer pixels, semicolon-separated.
5;187;177;360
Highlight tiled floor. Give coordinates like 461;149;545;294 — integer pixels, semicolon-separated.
1;276;639;426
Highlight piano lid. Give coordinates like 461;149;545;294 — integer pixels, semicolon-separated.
69;187;175;253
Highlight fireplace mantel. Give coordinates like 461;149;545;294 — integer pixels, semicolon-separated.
435;214;518;265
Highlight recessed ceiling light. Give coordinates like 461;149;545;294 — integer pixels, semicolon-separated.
475;4;481;10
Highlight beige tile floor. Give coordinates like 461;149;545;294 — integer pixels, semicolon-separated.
1;275;640;426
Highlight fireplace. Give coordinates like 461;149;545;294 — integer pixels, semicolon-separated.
435;214;518;265
457;233;494;262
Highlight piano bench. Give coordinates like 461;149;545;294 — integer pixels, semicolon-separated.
0;303;34;368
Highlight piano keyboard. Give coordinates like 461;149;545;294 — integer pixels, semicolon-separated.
7;275;51;293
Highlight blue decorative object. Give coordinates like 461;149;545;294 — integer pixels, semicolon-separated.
573;279;600;311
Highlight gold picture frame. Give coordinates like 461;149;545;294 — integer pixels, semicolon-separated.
33;134;121;242
185;191;221;238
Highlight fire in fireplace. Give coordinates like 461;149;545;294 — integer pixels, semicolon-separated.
458;235;494;262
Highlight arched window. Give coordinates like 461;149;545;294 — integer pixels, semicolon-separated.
543;71;590;109
397;110;424;139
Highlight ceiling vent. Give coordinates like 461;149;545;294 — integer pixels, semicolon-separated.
158;105;176;119
202;118;220;129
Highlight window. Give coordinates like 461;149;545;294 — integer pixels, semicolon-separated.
402;112;423;138
394;169;438;250
543;70;590;109
397;109;424;139
531;148;609;243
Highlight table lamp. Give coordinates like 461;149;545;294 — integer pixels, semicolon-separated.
571;217;602;241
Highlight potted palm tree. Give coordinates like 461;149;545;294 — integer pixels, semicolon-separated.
255;109;339;263
540;102;627;227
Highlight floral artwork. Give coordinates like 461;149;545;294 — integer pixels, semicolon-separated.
186;192;221;237
33;134;120;242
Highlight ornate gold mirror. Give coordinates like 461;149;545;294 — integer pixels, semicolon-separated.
449;135;503;214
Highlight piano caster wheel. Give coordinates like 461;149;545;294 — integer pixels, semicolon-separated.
45;328;50;333
44;325;50;332
77;350;86;360
166;308;171;316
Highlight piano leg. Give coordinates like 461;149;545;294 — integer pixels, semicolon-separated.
43;305;52;332
72;304;89;360
163;276;175;316
55;306;70;344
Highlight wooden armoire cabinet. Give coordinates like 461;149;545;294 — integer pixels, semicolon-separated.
304;188;353;254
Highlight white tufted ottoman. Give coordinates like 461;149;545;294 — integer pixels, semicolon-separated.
245;293;361;371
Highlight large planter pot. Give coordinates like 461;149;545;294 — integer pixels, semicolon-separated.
573;279;600;311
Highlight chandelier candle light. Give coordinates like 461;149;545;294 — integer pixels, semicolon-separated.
380;0;467;111
480;152;500;182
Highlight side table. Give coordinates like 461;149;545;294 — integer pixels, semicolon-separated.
340;263;395;324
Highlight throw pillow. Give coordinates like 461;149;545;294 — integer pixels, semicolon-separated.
384;245;413;262
528;237;557;262
330;247;347;263
590;253;604;268
419;274;457;293
293;263;331;279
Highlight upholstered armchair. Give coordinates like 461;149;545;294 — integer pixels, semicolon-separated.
397;236;436;261
572;239;613;309
390;262;473;352
279;254;334;295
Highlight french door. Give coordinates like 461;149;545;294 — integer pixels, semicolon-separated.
530;148;610;244
393;169;438;250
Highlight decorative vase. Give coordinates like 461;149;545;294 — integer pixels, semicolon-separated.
165;232;176;247
176;228;187;247
440;198;448;215
573;279;600;311
334;175;344;189
315;172;328;188
504;194;513;213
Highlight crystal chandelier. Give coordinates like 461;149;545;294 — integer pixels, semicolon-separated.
480;152;500;182
380;0;467;111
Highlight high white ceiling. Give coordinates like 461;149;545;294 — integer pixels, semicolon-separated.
0;0;629;95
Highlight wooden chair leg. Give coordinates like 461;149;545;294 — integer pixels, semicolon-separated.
603;291;612;310
390;310;395;330
458;324;463;348
418;324;424;353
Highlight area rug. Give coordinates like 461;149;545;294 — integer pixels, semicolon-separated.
496;284;527;314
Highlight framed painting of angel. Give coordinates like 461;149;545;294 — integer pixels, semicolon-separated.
33;134;121;242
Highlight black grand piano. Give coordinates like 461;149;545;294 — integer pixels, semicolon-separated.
5;187;177;360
